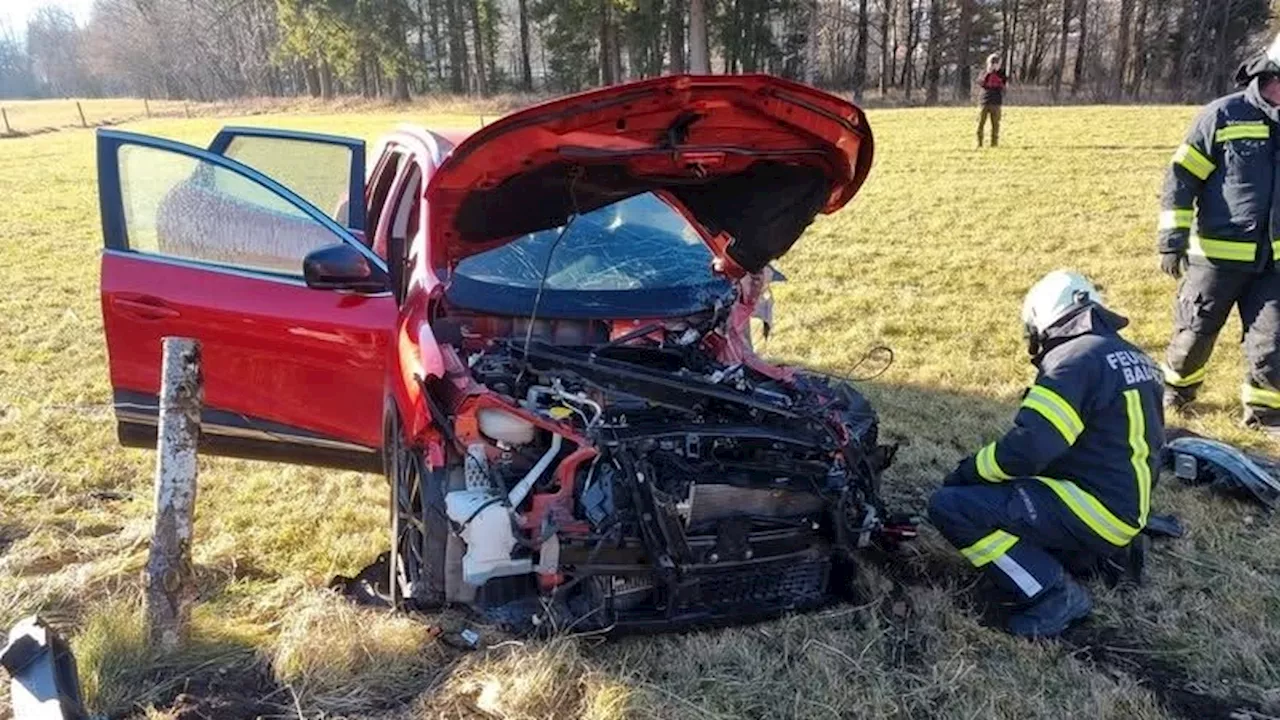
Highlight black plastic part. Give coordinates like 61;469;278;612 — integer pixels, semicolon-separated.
1;616;87;720
302;242;390;293
1143;513;1186;539
119;422;381;473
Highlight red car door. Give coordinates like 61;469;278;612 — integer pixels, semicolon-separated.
97;129;395;471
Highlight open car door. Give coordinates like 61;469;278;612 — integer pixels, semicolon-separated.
208;126;367;232
98;129;394;471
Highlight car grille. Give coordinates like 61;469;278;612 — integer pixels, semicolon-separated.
675;553;830;612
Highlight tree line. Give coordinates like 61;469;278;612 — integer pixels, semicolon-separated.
0;0;1271;104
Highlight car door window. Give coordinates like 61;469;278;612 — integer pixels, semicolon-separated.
365;150;405;239
208;127;366;231
107;134;366;277
378;163;423;301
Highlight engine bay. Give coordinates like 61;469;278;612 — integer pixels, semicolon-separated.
422;314;911;632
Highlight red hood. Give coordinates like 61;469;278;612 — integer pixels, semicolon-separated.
425;74;874;275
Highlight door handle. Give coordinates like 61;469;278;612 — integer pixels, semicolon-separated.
112;295;181;320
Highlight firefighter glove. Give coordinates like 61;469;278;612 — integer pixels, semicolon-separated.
1160;251;1188;279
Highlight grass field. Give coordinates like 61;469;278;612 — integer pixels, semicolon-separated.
2;102;1279;719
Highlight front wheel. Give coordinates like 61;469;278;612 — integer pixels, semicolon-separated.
386;409;448;609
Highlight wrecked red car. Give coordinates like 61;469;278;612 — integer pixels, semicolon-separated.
98;75;906;631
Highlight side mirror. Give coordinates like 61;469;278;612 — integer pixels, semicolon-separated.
303;243;389;294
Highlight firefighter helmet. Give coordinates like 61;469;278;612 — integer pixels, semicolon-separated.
1235;33;1280;86
1021;270;1102;339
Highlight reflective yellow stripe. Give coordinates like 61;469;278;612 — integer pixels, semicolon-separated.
1036;477;1141;546
1022;385;1085;445
1124;390;1151;527
1188;235;1257;262
976;442;1010;482
1158;209;1194;231
1216;124;1270;142
1173;143;1216;180
1242;384;1280;409
1162;362;1206;387
1272;238;1280;259
960;529;1019;567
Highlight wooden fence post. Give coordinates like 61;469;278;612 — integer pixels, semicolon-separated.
1;108;9;135
144;337;202;653
76;101;86;128
184;103;191;118
144;98;151;118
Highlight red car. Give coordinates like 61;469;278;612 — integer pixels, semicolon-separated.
98;75;905;631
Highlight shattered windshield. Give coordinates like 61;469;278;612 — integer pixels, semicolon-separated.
455;193;725;292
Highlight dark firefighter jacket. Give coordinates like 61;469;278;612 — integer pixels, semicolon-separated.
1159;78;1280;273
954;305;1165;547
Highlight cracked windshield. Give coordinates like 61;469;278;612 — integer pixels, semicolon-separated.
455;192;724;291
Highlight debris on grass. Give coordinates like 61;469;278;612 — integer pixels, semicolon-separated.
436;635;639;720
272;589;451;716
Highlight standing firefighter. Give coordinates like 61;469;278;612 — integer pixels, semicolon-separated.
930;271;1163;638
1160;36;1280;435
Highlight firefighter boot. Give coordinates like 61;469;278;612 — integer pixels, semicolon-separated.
1243;406;1280;440
1006;574;1092;639
1164;386;1192;413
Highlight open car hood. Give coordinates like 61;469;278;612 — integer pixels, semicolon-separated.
425;74;874;275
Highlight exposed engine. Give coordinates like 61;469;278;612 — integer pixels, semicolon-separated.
433;324;907;631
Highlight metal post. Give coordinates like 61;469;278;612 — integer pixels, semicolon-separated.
144;337;202;653
75;101;86;128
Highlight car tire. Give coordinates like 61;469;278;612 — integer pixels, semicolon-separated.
385;407;448;609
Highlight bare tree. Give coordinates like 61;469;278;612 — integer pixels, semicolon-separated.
879;0;892;93
925;0;943;103
689;0;709;71
1113;0;1133;98
519;0;534;89
1051;0;1071;99
668;0;686;72
955;0;974;100
1071;0;1088;95
26;6;91;96
853;0;869;99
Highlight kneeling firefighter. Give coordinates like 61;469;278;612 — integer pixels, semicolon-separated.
929;271;1164;637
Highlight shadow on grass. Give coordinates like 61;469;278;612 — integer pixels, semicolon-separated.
58;378;1280;719
72;599;284;719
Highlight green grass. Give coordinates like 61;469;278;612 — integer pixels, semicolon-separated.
2;104;1278;719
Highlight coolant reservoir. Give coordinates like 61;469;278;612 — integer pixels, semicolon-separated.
445;490;533;586
477;408;536;445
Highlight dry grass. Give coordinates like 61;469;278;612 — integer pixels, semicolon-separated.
2;102;1279;719
0;98;193;136
273;589;452;715
0;94;532;138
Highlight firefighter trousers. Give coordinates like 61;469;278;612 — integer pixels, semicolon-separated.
928;480;1117;601
1164;265;1280;426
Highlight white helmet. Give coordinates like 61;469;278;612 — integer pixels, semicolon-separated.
1021;270;1102;338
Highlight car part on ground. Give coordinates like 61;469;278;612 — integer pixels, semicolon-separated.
1;616;87;720
1165;434;1280;509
